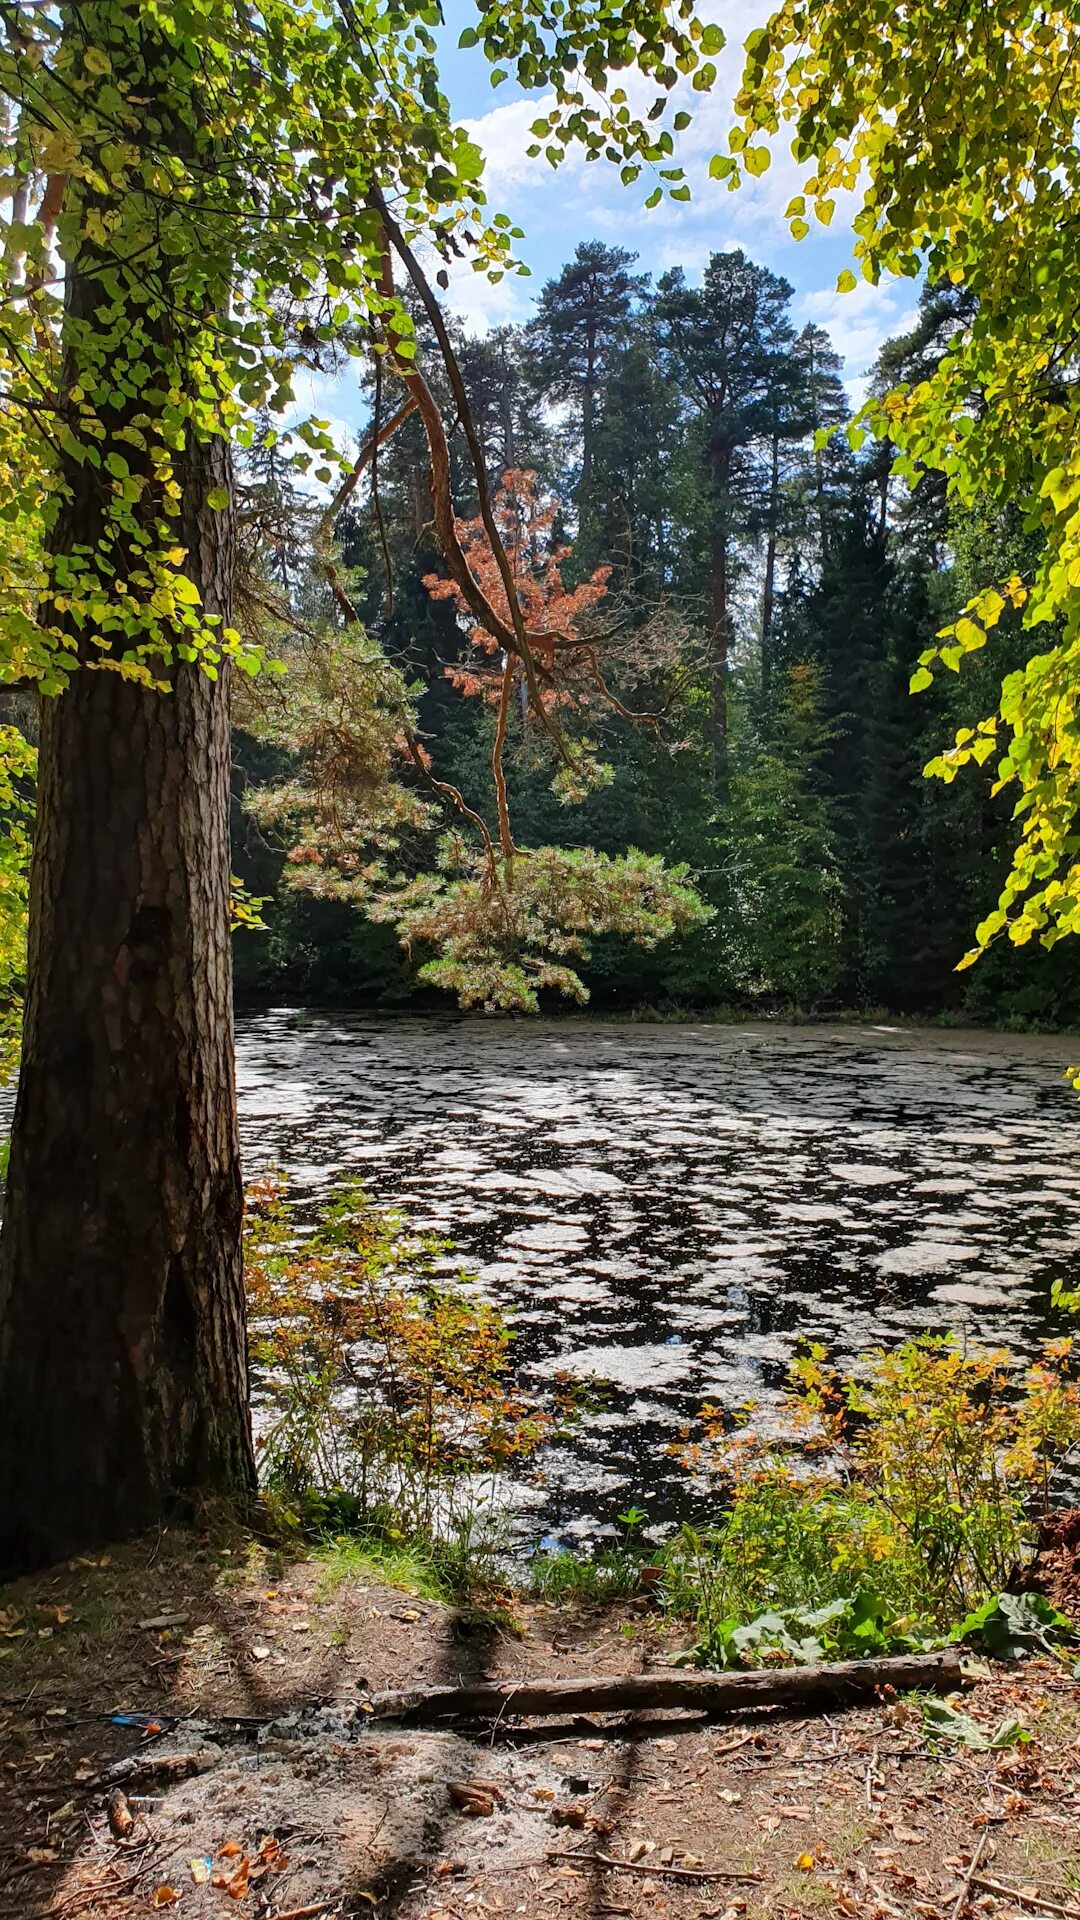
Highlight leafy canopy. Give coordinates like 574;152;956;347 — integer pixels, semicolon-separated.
726;3;1080;973
0;0;718;694
0;0;725;1015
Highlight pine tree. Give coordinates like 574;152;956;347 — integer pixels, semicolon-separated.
655;252;797;774
527;243;648;547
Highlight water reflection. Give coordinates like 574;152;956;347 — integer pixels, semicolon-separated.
236;1012;1080;1542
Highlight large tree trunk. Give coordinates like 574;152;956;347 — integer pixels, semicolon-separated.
0;18;255;1572
0;473;255;1575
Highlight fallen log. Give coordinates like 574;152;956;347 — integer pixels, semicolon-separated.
361;1646;963;1723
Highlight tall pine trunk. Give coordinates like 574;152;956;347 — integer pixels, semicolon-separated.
761;431;780;701
0;8;254;1576
708;441;732;788
0;455;255;1576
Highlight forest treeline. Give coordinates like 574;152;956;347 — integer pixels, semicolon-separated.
233;245;1072;1026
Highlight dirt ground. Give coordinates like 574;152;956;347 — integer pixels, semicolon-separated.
3;1525;1080;1920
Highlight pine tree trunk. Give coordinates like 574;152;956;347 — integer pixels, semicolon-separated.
0;549;254;1572
0;454;255;1574
761;432;780;700
581;312;597;504
708;443;732;786
0;60;255;1569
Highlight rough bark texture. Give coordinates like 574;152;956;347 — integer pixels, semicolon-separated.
0;234;254;1573
0;557;254;1571
363;1647;964;1722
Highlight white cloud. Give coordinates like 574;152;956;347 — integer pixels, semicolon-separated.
798;279;919;399
461;92;564;196
438;252;535;336
458;0;867;298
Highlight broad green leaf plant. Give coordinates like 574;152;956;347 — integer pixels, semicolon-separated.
725;3;1080;990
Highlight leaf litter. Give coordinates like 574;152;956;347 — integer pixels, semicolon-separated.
3;1529;1080;1916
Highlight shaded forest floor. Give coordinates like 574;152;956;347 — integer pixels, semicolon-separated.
3;1527;1080;1920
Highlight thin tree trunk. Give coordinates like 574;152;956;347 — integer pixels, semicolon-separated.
761;431;780;701
708;442;732;787
499;366;516;472
581;311;597;504
815;445;830;568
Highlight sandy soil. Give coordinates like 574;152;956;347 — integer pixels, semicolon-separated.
2;1525;1080;1920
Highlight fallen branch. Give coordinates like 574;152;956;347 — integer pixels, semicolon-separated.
548;1849;762;1884
951;1830;989;1920
361;1647;963;1724
99;1748;223;1788
973;1877;1080;1919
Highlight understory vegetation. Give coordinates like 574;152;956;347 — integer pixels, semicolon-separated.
248;1180;1080;1660
245;1174;584;1593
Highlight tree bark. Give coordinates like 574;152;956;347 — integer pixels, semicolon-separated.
0;12;255;1573
761;430;780;701
708;440;732;786
0;489;255;1572
362;1646;964;1722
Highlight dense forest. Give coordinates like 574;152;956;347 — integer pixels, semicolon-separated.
231;252;1074;1026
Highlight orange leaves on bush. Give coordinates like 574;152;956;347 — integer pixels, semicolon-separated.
422;469;611;715
244;1174;551;1525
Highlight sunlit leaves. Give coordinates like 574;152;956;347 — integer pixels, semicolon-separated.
1;0;718;706
730;1;1080;974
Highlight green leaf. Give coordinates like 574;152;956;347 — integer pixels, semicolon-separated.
455;140;484;181
953;1592;1074;1660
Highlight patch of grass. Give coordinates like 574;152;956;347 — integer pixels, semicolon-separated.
757;1873;836;1915
314;1534;453;1604
530;1547;645;1603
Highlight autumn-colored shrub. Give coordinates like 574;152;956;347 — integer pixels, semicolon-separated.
244;1174;550;1549
666;1333;1080;1644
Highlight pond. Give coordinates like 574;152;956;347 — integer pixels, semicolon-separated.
236;1011;1080;1547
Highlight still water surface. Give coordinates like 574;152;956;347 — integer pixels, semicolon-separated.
236;1012;1080;1544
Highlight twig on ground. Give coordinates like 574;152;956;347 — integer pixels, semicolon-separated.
266;1902;342;1920
951;1831;990;1920
973;1877;1080;1918
547;1850;763;1884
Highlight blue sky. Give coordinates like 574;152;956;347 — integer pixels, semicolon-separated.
299;2;920;454
432;0;919;399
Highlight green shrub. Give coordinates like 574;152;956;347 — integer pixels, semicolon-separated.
245;1174;551;1574
665;1333;1080;1654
